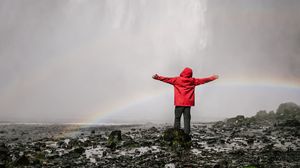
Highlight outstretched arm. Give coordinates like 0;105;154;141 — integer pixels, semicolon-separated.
194;75;219;86
152;74;177;85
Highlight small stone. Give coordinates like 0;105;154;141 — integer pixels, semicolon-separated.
165;163;175;168
149;127;158;132
0;131;7;134
247;138;255;145
213;159;229;168
102;151;107;157
15;155;30;166
74;147;85;154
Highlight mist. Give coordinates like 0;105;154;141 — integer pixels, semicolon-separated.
0;0;300;123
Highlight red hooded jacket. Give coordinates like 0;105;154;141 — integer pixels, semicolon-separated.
154;67;217;106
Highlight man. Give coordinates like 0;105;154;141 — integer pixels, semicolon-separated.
152;67;218;134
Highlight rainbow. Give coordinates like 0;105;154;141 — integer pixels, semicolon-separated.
54;87;169;138
78;75;300;123
220;76;300;89
54;75;300;138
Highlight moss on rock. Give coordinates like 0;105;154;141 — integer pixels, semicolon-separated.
162;128;191;151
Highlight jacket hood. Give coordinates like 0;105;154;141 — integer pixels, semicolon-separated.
180;67;193;78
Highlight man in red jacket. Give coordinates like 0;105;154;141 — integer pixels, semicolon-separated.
152;67;218;134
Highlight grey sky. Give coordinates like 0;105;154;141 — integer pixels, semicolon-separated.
0;0;300;123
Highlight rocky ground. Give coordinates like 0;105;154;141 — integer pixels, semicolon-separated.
0;102;300;168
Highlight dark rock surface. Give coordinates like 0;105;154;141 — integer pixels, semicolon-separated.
163;128;191;151
0;143;8;166
107;130;122;149
0;102;299;167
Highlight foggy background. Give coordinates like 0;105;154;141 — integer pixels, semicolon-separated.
0;0;300;123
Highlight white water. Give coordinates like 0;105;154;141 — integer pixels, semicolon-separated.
0;0;209;122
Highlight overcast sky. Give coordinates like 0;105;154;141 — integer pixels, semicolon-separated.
0;0;300;123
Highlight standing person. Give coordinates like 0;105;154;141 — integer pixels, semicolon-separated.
152;67;218;134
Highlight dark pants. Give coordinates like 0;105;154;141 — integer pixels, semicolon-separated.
174;106;191;134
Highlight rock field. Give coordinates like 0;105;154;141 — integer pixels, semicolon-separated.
0;102;299;168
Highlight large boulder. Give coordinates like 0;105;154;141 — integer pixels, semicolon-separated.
276;102;300;121
162;128;191;150
255;110;269;119
251;110;276;126
226;115;249;127
107;130;122;149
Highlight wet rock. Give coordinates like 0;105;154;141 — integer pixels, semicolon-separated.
163;128;191;150
149;127;158;133
276;102;300;115
278;119;300;127
57;140;65;148
276;102;300;123
107;130;122;149
67;139;79;149
225;115;252;128
206;137;218;144
33;141;46;151
220;139;226;144
229;149;245;156
46;153;60;159
213;159;229;168
255;110;269;118
242;166;258;168
82;139;92;147
165;163;175;168
15;155;30;166
213;121;226;128
0;130;7;134
261;136;271;143
11;138;19;141
0;143;8;163
74;147;85;154
246;138;255;145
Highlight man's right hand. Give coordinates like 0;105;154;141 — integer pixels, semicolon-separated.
212;75;219;79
